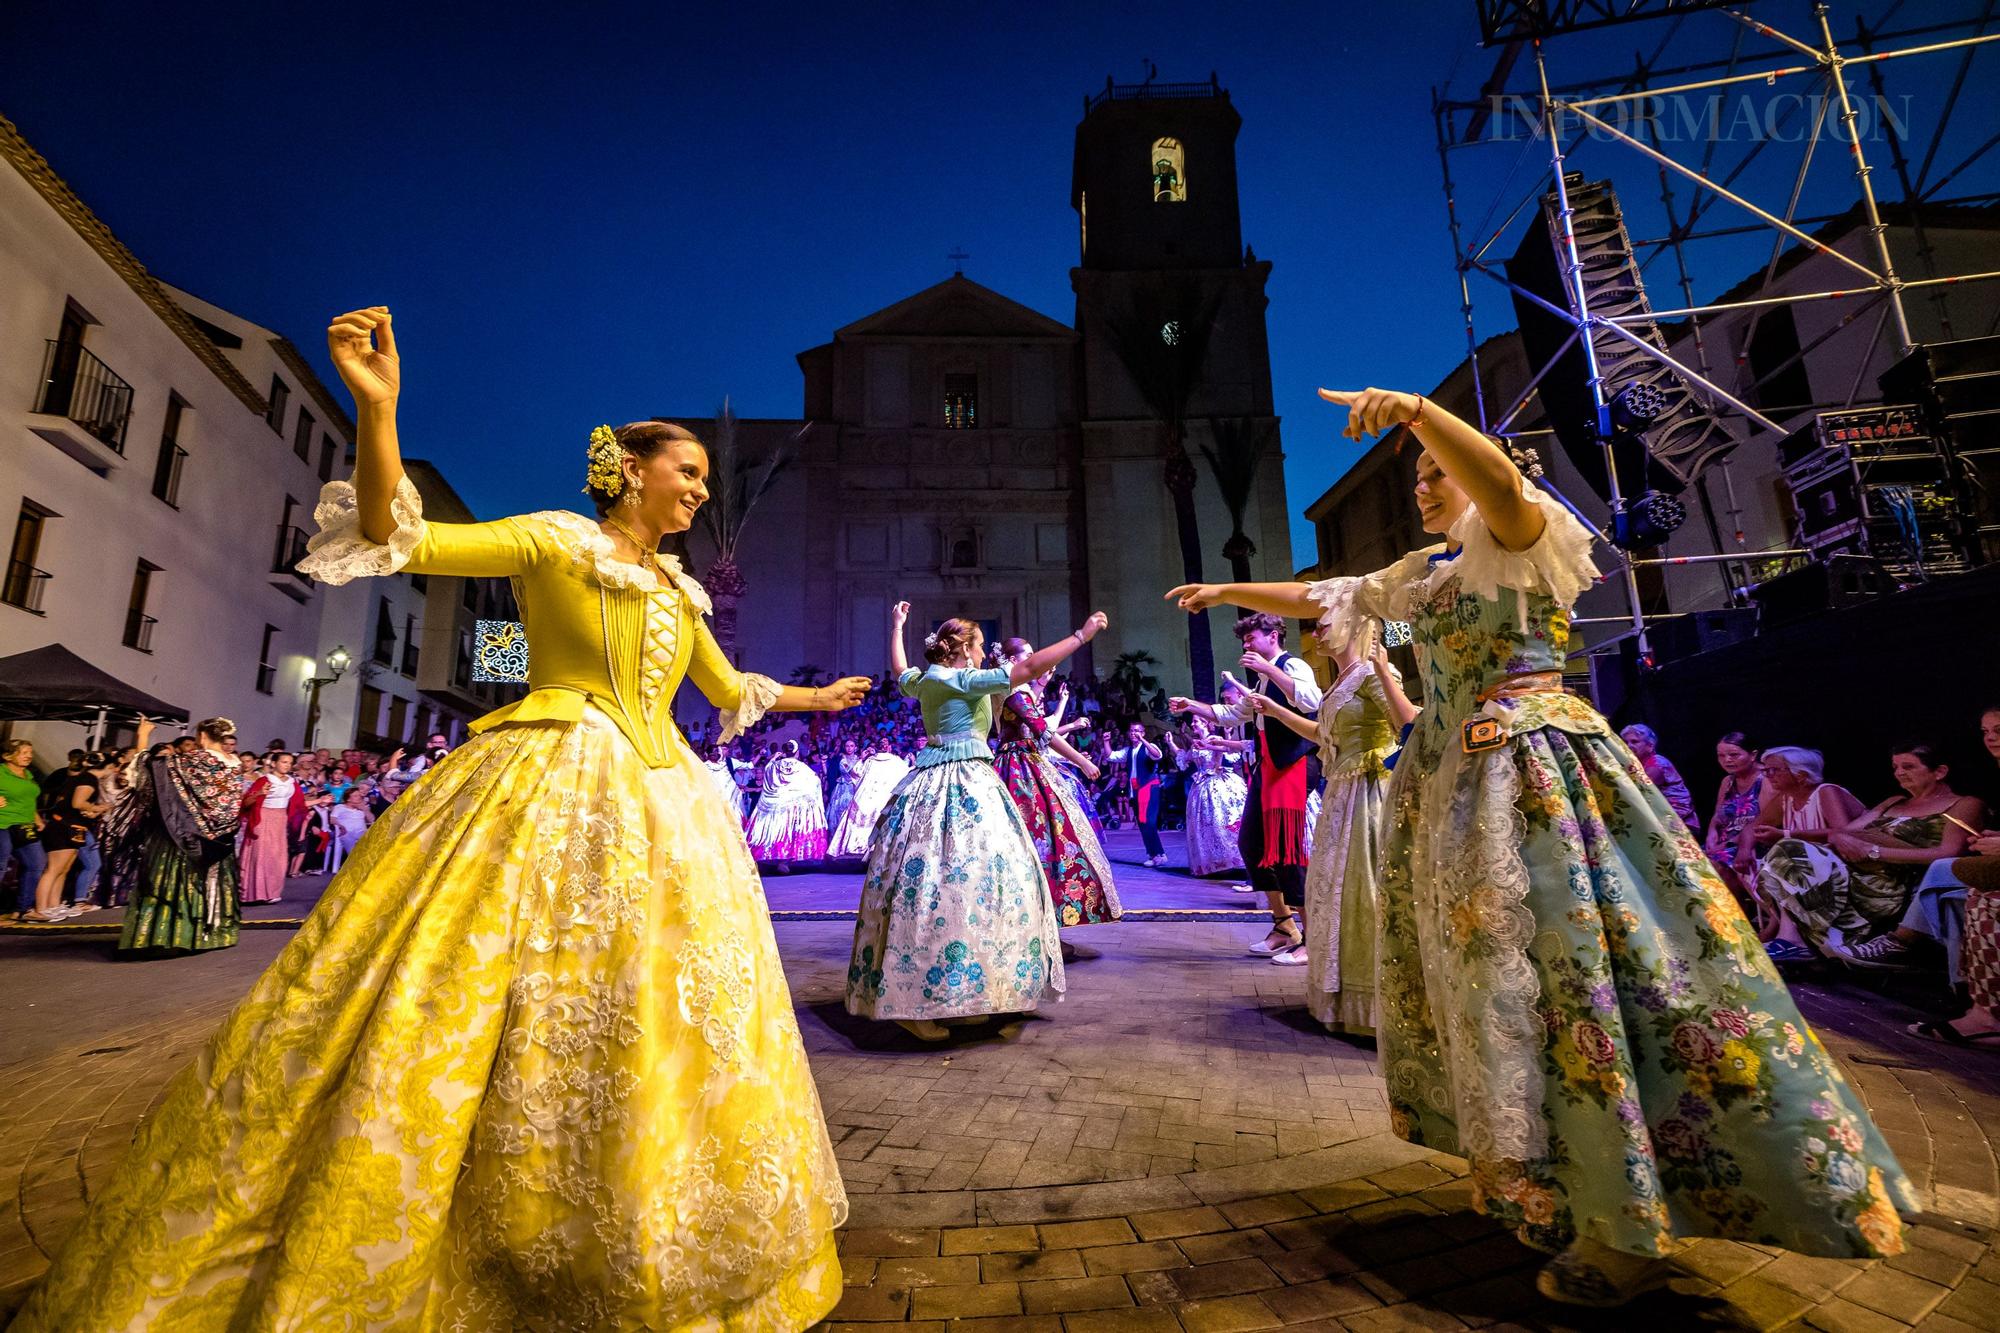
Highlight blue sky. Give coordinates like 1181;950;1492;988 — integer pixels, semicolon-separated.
5;1;1993;567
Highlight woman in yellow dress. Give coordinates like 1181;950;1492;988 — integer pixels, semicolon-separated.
12;306;868;1332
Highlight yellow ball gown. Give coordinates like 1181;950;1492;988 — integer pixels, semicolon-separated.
11;481;847;1332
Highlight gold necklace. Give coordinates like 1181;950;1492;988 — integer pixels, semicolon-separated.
603;515;666;575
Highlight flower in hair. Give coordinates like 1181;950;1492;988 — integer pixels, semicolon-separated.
584;424;625;499
922;631;941;649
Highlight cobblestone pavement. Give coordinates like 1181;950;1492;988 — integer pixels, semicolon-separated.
0;832;1993;1331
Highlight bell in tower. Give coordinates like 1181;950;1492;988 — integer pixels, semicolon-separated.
1070;72;1243;271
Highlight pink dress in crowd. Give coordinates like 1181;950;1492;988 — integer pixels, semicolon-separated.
238;775;299;903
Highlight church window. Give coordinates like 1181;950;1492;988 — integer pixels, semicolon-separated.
1161;320;1181;346
943;373;978;430
1152;137;1187;202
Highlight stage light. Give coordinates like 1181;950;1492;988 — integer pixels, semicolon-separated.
1610;381;1669;431
1611;489;1686;549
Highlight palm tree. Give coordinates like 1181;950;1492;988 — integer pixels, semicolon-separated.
698;398;796;659
1095;277;1226;700
788;664;835;688
1106;649;1164;723
1201;417;1265;583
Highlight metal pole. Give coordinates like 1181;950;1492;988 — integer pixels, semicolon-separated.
1434;92;1490;431
1592;319;1787;435
1817;1;1914;352
1563;104;1885;284
1535;40;1651;660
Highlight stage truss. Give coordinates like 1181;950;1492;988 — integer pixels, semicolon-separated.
1432;0;2000;660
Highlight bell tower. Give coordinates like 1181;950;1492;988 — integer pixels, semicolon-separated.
1070;72;1245;271
1068;73;1291;701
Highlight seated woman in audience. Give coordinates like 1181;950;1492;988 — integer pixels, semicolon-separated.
1704;732;1761;905
1831;706;1999;979
1619;723;1699;833
1742;747;1866;946
1759;743;1983;964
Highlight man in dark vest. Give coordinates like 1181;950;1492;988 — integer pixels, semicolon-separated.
1105;721;1167;866
1170;612;1323;955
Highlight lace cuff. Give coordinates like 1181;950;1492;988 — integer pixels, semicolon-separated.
720;673;783;742
1448;481;1599;609
298;477;426;585
1303;577;1371;655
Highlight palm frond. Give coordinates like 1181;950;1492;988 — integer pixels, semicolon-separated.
1199;417;1265;520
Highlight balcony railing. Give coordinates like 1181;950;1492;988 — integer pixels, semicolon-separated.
1083;73;1226;115
272;523;311;580
34;340;133;454
124;609;157;652
2;561;51;614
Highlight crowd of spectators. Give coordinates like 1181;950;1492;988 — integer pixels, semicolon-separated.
1;730;447;920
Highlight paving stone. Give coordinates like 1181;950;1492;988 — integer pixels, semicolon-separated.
983;1250;1090;1282
1760;1251;1871;1303
942;1226;1043;1256
1018;1276;1136;1314
1215;1194;1313;1229
843;1226;944;1257
1722;1274;1822;1331
1039;1219;1138;1250
1131;1206;1231;1241
941;1318;1063;1332
1337;1303;1469;1331
1806;1296;1922;1333
1056;1310;1183;1333
1174;1229;1275;1266
908;1278;1023;1320
1164;1258;1281;1302
1258;1276;1382;1321
1842;1265;1954;1323
1082;1241;1192;1276
1931;1276;2000;1332
1171;1293;1285;1331
829;1282;913;1322
877;1256;985;1288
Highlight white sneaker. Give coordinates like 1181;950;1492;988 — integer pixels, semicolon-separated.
1271;946;1309;966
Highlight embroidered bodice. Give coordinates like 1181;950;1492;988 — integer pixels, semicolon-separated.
1319;662;1400;778
300;478;780;769
996;687;1051;753
1307;481;1603;780
899;665;1011;768
1178;745;1239;781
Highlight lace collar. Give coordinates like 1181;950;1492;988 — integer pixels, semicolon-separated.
532;511;715;614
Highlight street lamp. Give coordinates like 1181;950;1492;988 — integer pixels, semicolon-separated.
302;645;351;750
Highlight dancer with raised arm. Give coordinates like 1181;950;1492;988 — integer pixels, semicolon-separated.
992;637;1121;933
1165;716;1247;878
15;307;872;1332
1169;617;1323;955
827;742;911;859
1167;385;1914;1305
846;602;1106;1041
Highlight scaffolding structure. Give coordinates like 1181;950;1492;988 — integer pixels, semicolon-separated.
1432;0;2000;660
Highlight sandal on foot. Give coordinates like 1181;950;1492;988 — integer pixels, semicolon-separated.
1271;946;1309;966
1908;1019;2000;1046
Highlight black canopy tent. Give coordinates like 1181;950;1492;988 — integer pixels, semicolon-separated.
0;644;188;727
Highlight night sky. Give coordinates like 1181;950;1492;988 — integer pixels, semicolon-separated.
5;2;1995;568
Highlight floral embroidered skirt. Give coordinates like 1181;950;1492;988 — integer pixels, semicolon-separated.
116;832;239;957
1301;766;1383;1035
1183;771;1248;877
845;756;1064;1020
16;707;847;1332
1377;722;1915;1259
996;744;1121;926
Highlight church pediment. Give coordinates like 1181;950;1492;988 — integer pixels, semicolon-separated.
837;275;1076;342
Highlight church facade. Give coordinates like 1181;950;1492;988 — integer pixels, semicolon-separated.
677;77;1297;703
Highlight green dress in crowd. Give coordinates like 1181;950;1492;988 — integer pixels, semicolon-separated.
1307;482;1915;1260
1301;660;1398;1035
115;748;242;956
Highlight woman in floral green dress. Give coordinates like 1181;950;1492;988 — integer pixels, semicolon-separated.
1168;386;1915;1307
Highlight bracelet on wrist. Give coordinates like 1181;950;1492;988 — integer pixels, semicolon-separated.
1408;394;1429;429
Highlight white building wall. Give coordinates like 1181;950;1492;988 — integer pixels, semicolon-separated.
0;150;328;754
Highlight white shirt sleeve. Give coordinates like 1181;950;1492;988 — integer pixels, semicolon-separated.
1284;658;1324;716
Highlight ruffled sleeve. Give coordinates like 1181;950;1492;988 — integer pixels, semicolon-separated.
1303;550;1432;655
719;673;783;743
1446;480;1599;609
298;477;426;585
